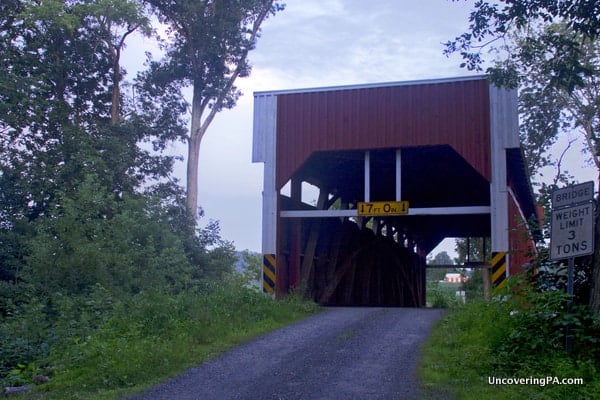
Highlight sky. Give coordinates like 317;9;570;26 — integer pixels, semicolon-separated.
125;0;596;255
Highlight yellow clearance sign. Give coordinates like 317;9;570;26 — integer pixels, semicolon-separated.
357;201;409;216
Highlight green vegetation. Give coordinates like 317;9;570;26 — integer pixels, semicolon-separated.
420;276;600;399
446;0;600;311
0;177;318;398
426;281;462;308
1;283;318;399
0;3;313;398
426;250;463;308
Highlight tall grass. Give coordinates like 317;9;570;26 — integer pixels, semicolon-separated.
419;294;600;399
427;281;464;308
2;283;319;400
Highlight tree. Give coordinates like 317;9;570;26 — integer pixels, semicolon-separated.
240;250;262;286
444;0;600;83
2;0;147;215
85;0;152;124
24;175;194;296
0;5;244;383
0;0;189;283
145;0;285;218
455;237;490;265
445;0;600;312
427;251;454;282
0;0;247;296
430;251;454;266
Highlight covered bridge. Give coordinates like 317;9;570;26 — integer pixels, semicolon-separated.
253;76;539;306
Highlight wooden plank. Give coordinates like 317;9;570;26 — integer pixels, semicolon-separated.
482;266;491;301
318;246;365;304
281;206;491;218
299;188;328;295
426;262;489;269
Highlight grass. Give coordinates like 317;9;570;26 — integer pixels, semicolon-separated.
426;281;464;308
6;284;319;400
419;299;600;399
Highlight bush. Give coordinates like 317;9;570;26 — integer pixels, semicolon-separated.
0;298;50;386
420;277;600;399
23;177;196;297
24;284;318;399
493;277;600;374
0;175;243;393
427;281;462;308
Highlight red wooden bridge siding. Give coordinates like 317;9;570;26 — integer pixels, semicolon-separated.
275;78;491;190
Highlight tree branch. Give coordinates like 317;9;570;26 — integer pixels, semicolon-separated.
553;137;577;185
198;0;274;136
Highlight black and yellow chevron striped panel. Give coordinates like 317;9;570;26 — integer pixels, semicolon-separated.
262;254;276;294
491;251;507;291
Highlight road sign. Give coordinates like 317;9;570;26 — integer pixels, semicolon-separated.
550;181;595;260
550;203;594;259
550;181;595;355
551;181;594;209
357;201;409;216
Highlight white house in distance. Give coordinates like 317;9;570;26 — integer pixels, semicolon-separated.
443;273;469;284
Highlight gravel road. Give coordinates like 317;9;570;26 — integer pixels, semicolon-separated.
129;307;444;400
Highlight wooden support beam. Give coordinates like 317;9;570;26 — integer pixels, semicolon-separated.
364;151;370;202
372;218;380;235
299;187;328;296
324;229;343;295
482;267;491;301
426;262;489;269
396;149;402;201
280;206;491;218
342;260;357;304
289;178;302;289
360;254;373;305
325;193;340;210
319;246;365;304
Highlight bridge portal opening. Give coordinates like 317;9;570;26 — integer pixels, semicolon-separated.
277;146;491;306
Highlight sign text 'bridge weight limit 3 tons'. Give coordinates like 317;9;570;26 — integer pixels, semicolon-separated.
550;181;595;354
550;181;595;261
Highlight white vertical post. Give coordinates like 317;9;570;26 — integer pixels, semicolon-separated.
489;85;518;254
253;94;278;255
395;149;402;201
364;151;370;202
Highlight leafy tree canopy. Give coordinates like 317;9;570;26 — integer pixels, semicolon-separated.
446;0;600;89
0;0;234;288
446;0;600;312
145;0;285;217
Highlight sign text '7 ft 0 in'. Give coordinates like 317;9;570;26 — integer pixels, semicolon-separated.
357;201;409;216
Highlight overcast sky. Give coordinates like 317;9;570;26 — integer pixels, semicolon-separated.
126;0;596;254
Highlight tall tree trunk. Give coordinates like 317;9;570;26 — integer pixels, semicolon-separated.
108;26;136;124
186;133;202;218
186;88;204;218
110;48;121;124
183;2;275;220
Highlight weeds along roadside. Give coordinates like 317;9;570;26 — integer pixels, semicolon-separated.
0;282;319;400
419;275;600;399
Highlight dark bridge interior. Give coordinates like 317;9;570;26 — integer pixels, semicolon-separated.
289;145;491;252
279;145;492;306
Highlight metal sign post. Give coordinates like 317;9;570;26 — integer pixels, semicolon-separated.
550;181;595;355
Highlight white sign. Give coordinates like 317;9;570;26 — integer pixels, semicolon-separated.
552;181;594;209
550;202;594;260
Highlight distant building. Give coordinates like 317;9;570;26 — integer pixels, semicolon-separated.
444;273;468;283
